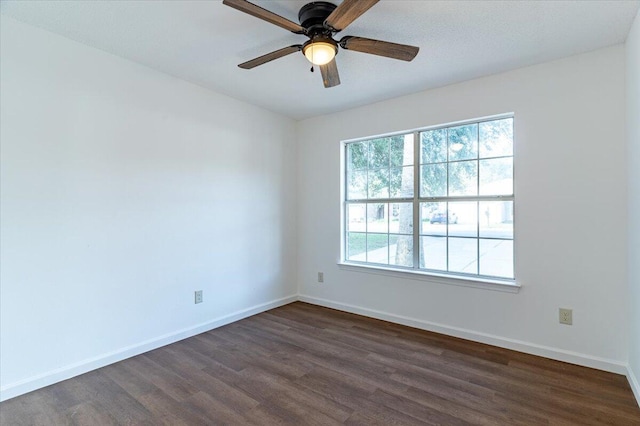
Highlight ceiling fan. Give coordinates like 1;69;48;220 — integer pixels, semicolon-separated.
223;0;419;88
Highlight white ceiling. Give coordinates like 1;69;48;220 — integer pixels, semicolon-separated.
1;0;638;120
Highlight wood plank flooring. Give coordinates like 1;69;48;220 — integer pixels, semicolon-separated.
1;302;639;425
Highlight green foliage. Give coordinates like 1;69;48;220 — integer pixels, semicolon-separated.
347;142;368;170
480;118;513;158
421;129;446;163
448;124;478;161
421;163;446;197
368;139;389;168
449;160;477;196
347;118;513;201
391;138;410;166
347;135;410;199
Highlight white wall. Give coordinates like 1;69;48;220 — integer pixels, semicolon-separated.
627;8;640;402
297;46;629;372
0;16;297;401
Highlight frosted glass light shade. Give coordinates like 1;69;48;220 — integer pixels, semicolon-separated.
303;42;336;66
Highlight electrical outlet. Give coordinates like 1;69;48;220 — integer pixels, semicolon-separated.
195;290;203;304
559;308;572;325
317;272;324;283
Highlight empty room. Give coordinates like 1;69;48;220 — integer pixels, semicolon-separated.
1;0;640;424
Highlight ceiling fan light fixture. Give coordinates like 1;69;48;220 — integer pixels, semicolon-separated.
303;41;337;66
224;0;419;89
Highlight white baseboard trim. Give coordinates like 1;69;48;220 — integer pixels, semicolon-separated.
3;294;634;404
628;365;640;407
0;295;297;402
298;295;628;375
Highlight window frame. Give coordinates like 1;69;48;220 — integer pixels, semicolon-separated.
340;114;519;292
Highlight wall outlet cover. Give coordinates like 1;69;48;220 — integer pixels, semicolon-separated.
559;308;572;325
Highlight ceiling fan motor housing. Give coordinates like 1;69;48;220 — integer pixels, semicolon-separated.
298;2;337;32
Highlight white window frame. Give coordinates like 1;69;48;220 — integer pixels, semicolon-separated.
339;114;519;292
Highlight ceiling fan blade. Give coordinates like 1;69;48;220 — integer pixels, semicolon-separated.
223;0;305;34
238;45;302;69
320;59;340;88
324;0;378;32
340;36;419;61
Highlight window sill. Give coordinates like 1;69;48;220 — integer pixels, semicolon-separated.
337;262;521;293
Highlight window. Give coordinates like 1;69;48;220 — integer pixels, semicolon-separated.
343;116;514;281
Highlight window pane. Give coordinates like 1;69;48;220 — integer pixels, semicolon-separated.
367;203;388;234
421;202;447;236
421;236;447;271
448;201;477;237
368;139;390;169
347;169;367;200
449;161;478;196
366;234;389;264
390;166;414;198
391;135;413;167
368;169;389;199
448;124;478;161
479;239;513;278
480;118;513;158
448;237;478;274
480;201;513;239
420;129;447;164
479;158;513;195
347;204;366;232
390;235;413;267
347;142;368;170
390;202;413;234
421;163;447;197
346;232;366;261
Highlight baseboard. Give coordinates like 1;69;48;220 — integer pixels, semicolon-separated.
628;365;640;407
298;294;628;375
2;293;633;404
0;295;297;402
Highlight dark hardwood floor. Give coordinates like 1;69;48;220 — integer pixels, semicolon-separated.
1;302;639;425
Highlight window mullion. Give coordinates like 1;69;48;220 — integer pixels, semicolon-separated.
476;124;480;276
413;132;420;270
446;128;450;273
